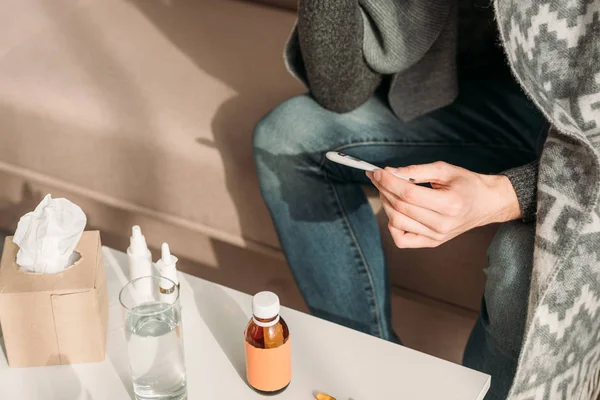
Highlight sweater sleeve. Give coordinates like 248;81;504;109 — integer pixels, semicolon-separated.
296;0;382;113
501;161;539;223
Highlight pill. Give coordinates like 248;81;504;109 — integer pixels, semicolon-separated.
315;393;336;400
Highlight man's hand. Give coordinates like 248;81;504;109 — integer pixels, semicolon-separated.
367;162;522;249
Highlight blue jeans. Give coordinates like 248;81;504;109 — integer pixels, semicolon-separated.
253;75;547;399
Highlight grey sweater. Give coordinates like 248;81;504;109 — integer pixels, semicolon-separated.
285;0;540;222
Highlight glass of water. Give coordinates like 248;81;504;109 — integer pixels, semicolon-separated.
119;276;187;400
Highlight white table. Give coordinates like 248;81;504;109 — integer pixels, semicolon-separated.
0;247;490;400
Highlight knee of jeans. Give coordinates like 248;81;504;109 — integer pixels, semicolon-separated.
253;94;330;158
253;95;332;195
484;222;535;328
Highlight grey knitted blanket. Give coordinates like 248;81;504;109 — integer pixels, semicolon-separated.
495;0;600;398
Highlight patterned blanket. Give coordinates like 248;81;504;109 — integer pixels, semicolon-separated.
495;0;600;398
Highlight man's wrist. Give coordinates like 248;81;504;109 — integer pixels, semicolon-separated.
485;174;523;224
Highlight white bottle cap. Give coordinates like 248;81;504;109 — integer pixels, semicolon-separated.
160;242;173;264
156;242;179;285
129;225;149;254
252;291;280;320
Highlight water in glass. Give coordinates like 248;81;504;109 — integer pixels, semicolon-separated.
121;276;187;400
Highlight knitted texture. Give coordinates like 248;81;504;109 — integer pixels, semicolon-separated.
495;0;600;398
502;161;539;222
296;0;381;112
285;0;456;121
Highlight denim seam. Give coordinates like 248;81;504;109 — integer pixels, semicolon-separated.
330;141;539;155
322;167;384;338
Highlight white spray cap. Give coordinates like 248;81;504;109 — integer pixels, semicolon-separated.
161;243;176;264
252;291;280;319
157;242;178;285
129;225;149;254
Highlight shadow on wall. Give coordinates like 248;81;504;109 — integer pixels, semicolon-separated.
126;0;303;252
30;0;164;209
0;0;304;308
0;183;44;233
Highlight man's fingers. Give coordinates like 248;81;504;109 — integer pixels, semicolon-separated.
387;161;460;184
374;179;456;234
381;190;448;231
373;169;452;214
372;178;440;226
388;226;440;249
381;196;443;240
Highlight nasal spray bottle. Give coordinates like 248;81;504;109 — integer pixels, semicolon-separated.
156;242;179;303
127;225;153;299
127;225;153;280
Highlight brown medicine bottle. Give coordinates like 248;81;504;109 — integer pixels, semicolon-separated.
245;291;291;394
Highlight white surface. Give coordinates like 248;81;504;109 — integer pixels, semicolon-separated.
0;247;490;400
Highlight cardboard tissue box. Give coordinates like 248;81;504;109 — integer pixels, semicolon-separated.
0;231;108;367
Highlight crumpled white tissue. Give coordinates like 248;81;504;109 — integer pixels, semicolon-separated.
13;194;87;274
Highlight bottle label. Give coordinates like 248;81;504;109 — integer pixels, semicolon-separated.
245;339;291;391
